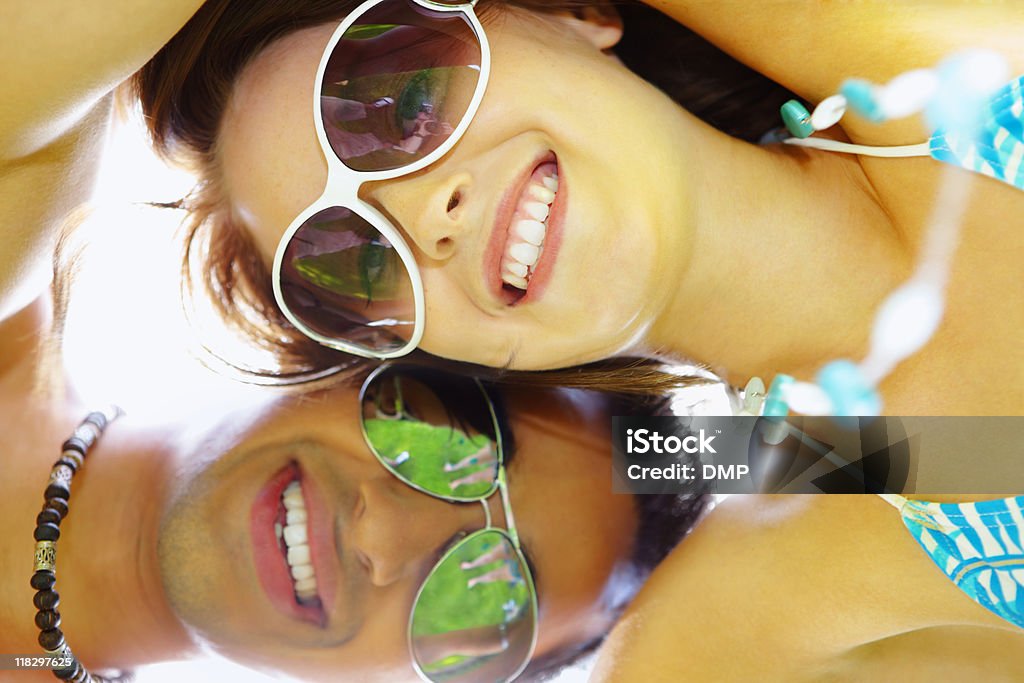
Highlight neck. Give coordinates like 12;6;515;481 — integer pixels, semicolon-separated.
645;123;909;386
0;315;194;671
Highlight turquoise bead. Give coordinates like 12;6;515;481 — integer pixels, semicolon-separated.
763;374;794;417
816;360;881;416
780;100;814;138
840;79;885;122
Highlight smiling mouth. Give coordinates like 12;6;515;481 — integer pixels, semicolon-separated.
498;159;560;303
275;479;322;608
253;462;329;627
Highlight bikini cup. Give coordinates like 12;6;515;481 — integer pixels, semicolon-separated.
880;493;1024;629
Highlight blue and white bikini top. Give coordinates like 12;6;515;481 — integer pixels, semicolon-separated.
928;74;1024;190
879;493;1024;629
783;74;1024;193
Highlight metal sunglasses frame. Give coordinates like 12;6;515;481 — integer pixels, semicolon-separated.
357;363;539;682
272;0;490;359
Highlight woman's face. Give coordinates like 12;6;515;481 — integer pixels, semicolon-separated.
158;380;639;681
218;4;696;370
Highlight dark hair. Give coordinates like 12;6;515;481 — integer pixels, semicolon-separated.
523;389;711;680
132;0;793;391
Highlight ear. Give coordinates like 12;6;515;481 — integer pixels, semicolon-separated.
559;4;624;51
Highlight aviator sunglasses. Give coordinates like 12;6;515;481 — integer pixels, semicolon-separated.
273;0;490;359
359;364;538;682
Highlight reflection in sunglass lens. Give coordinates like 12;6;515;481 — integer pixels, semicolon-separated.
280;206;415;353
321;0;482;171
362;369;500;500
411;530;536;683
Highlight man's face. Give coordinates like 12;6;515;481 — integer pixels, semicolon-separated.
157;378;639;681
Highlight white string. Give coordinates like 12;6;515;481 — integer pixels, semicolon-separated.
782;137;932;157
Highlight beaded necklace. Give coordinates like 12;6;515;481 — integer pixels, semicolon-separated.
30;407;134;683
745;50;1012;418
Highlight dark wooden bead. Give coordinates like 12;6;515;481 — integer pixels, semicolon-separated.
36;508;61;526
35;608;60;630
56;456;80;474
38;627;64;650
33;589;59;610
45;497;69;519
61;436;87;455
45;483;71;502
84;411;108;430
30;570;56;590
53;660;79;680
34;523;61;541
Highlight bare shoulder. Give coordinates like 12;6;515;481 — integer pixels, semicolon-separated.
591;495;1019;682
592;496;835;682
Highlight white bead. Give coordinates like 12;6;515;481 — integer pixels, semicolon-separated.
786;381;833;416
877;69;940;119
942;49;1009;98
762;420;789;446
741;377;766;415
870;280;945;365
811;94;848;130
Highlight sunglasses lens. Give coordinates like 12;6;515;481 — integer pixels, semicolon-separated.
279;206;415;354
321;0;482;171
362;367;500;500
411;530;536;683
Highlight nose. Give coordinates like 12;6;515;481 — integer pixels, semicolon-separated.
364;169;473;261
351;473;483;587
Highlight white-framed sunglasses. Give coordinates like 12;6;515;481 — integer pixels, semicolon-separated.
272;0;490;359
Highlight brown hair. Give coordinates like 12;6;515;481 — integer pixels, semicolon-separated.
132;0;793;393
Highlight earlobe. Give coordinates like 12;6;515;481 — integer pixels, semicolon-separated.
565;5;624;51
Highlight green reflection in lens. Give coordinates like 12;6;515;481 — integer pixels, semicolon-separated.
412;531;532;680
345;23;399;40
365;418;496;499
294;241;399;303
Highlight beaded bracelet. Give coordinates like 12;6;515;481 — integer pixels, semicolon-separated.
31;408;134;683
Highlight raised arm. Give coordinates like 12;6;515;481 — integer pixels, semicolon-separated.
1;2;205;158
643;1;1024;141
0;2;204;323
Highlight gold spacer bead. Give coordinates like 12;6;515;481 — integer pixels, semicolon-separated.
49;464;74;488
34;540;56;572
44;641;73;659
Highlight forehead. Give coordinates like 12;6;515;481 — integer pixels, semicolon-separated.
219;24;337;258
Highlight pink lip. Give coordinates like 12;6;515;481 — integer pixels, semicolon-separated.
483;151;567;306
250;462;337;628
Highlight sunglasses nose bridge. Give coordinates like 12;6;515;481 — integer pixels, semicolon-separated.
352;474;484;586
363;169;474;261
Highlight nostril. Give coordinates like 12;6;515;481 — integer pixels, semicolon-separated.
446;190;461;214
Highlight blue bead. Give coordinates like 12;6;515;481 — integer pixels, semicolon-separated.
763;374;794;417
780;100;814;138
816;360;881;416
840;79;885;122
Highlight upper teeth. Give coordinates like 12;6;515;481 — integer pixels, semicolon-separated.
277;480;318;603
501;169;559;291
